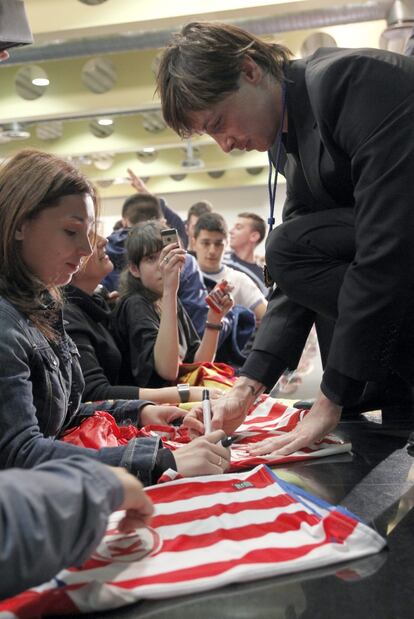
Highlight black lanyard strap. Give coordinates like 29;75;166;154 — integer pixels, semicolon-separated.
267;83;286;234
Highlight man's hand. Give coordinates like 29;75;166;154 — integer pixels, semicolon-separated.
183;378;263;437
110;467;154;533
249;391;342;457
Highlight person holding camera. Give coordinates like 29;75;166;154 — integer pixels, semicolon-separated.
64;232;225;406
112;221;234;389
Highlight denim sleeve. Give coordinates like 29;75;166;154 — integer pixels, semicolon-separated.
0;308;162;484
0;456;124;598
77;398;152;426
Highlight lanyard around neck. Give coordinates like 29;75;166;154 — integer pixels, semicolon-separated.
267;82;286;234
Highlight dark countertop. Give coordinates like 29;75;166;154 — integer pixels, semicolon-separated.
53;417;414;619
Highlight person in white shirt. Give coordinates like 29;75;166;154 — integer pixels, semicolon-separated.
193;212;267;323
225;212;270;296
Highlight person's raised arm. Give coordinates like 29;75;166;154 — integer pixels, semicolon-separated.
126;168;151;194
153;244;186;380
194;281;234;363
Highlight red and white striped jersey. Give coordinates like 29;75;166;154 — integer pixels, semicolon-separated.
0;465;385;617
147;397;352;470
62;398;352;470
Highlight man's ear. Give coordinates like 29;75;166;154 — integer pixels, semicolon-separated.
250;230;260;245
15;225;26;241
240;55;262;84
128;262;141;278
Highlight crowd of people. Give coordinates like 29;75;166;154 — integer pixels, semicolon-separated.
1;16;414;603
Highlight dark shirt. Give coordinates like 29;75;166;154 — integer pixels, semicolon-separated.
112;292;200;388
64;285;142;401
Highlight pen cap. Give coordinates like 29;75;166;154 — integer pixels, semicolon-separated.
202;388;209;400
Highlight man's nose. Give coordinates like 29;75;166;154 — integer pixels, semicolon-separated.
215;135;235;154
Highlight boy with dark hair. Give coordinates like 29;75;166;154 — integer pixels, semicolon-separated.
102;193;162;292
193;212;267;324
122;193;162;225
186;200;213;251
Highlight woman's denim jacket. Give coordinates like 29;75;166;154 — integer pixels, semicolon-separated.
0;297;161;485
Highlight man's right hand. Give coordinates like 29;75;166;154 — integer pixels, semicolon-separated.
182;378;264;437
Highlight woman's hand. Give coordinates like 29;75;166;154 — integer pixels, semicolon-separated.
189;386;226;401
159;244;186;295
248;392;342;457
173;430;231;476
140;404;184;427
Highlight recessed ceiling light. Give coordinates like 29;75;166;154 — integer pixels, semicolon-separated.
32;78;50;86
142;147;155;153
97;118;113;126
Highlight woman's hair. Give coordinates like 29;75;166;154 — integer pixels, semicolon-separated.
0;149;99;340
119;221;164;303
156;21;292;138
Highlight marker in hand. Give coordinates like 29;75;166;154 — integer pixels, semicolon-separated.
220;435;241;448
202;389;212;434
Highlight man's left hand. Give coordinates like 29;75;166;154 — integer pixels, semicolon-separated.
248;391;342;457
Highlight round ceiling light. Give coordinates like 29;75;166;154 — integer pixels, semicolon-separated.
89;119;114;138
15;65;50;100
36;121;63;141
246;167;264;176
300;33;337;58
93;153;115;170
78;0;109;5
136;149;158;163
82;57;117;94
208;170;226;179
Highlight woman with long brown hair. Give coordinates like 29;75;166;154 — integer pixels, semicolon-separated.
0;149;230;483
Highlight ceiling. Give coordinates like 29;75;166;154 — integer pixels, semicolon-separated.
0;0;411;200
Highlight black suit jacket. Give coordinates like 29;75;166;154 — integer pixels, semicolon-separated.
243;48;414;400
